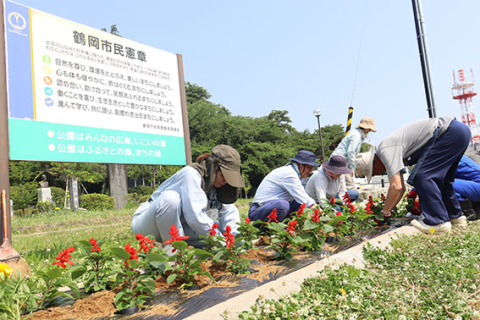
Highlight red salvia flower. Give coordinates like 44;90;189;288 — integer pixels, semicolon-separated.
245;217;251;224
286;220;298;235
124;244;138;266
208;223;219;237
366;202;373;215
224;225;235;249
406;189;417;199
164;225;190;254
349;203;356;213
52;246;76;268
136;233;155;253
380;193;386;202
267;208;278;223
296;203;306;217
330;197;336;205
336;211;343;216
89;238;101;253
311;208;321;223
342;192;351;205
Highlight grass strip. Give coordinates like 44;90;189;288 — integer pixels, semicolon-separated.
239;221;480;319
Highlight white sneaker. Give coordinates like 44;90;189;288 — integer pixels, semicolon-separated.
451;215;467;227
411;219;451;234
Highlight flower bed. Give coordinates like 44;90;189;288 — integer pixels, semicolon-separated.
0;193;411;319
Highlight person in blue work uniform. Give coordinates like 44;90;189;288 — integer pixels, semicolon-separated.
248;150;319;222
355;117;470;234
454;155;480;221
331;117;377;201
131;145;244;247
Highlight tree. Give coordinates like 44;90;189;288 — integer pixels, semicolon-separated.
186;82;211;105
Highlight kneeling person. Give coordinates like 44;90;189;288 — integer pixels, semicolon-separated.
305;155;352;204
131;145;244;247
249;150;318;222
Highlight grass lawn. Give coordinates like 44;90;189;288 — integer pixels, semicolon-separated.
238;220;480;319
10;199;252;266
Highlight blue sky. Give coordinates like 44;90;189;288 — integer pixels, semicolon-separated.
11;0;480;146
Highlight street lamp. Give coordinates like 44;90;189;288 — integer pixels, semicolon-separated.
313;108;325;163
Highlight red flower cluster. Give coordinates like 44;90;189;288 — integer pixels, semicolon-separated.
245;217;251;224
89;238;101;253
224;225;235;249
330;197;336;205
406;189;417;199
52;246;76;268
124;244;138;266
208;223;219;237
136;233;155;253
164;225;190;254
311;208;321;223
296;203;306;217
267;208;278;223
286;220;298;235
336;211;343;216
342;192;351;204
405;190;422;215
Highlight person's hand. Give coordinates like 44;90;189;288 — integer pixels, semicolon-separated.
381;209;392;218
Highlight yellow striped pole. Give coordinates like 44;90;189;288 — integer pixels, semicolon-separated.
345;106;354;136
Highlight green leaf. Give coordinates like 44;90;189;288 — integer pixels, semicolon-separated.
69;265;86;280
46;268;62;279
172;241;188;251
322;224;335;233
167;273;177;285
194;248;214;260
109;247;131;261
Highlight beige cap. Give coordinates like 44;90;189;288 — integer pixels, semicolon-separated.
356;117;377;132
355;146;376;183
211;145;245;188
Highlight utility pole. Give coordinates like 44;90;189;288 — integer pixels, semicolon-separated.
412;0;437;118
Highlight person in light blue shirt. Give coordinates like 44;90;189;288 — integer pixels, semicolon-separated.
131;145;244;248
331;117;377;201
248;150;318;222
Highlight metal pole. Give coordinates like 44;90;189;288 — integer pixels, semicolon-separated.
316;115;325;163
345;106;354;136
412;0;437;118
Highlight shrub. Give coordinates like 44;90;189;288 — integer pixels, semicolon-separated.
36;200;55;213
139;195;150;203
10;182;38;214
50;187;66;207
128;185;154;196
80;193;115;211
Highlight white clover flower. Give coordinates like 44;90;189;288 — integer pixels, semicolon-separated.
454;315;462;320
370;292;377;299
349;314;358;320
472;310;480;319
399;315;407;320
290;298;299;305
269;304;276;312
336;314;344;320
351;297;360;304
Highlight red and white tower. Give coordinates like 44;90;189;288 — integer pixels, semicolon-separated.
452;68;479;144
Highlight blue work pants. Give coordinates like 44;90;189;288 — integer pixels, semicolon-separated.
413;120;470;225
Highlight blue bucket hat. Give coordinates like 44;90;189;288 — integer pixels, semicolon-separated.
289;150;320;167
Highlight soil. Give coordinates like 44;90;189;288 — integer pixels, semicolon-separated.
25;230;385;320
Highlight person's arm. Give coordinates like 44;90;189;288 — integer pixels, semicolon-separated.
380;172;406;216
283;171;316;207
217;204;241;236
345;133;361;170
180;171;220;236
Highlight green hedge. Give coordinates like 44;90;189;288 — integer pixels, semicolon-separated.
80;193;115;211
128;185;154;196
50;186;65;207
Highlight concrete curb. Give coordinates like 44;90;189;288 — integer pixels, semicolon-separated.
184;225;421;320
